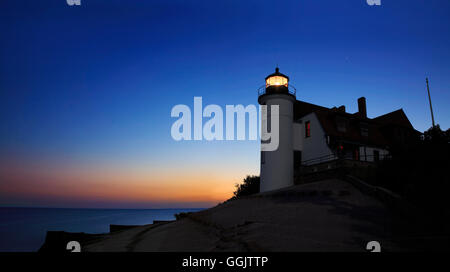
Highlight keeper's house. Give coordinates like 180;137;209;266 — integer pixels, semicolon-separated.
258;68;421;192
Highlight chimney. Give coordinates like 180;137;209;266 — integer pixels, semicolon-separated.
338;105;346;112
357;97;367;118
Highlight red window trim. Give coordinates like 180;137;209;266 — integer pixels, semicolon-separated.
305;121;311;138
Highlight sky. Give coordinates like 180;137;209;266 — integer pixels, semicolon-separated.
0;0;449;208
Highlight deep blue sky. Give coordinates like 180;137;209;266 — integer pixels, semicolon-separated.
1;0;449;208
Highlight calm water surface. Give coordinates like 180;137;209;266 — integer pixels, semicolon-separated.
0;207;203;251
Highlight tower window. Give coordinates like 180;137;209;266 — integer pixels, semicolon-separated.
305;121;311;138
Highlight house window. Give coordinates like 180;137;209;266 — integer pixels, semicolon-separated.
353;149;359;161
336;116;347;132
373;150;380;162
360;123;369;137
337;121;346;132
305;121;311;138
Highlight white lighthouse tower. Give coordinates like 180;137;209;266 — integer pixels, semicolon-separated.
258;68;296;192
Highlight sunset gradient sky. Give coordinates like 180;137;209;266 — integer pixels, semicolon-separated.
1;0;450;208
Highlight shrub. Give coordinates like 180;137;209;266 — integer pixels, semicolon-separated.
232;175;260;199
174;212;190;220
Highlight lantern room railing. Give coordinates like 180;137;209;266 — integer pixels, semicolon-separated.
257;84;297;97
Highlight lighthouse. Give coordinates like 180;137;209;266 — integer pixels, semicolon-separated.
258;68;296;192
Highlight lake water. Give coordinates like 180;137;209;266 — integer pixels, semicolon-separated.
0;207;203;252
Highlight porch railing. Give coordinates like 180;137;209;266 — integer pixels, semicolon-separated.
301;153;391;166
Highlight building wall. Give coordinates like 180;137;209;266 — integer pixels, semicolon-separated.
292;113;389;164
259;94;295;192
299;113;334;163
293;122;303;151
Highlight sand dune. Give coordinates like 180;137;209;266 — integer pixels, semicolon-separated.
83;178;431;252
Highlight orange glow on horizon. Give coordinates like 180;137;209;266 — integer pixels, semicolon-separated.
0;158;257;207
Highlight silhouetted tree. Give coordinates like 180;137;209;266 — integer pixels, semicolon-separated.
232;175;260;199
423;125;450;144
375;125;450;232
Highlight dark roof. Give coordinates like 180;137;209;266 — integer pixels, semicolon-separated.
294;100;328;120
373;109;414;129
294;99;418;148
314;109;390;147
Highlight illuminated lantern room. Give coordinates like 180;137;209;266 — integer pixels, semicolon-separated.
265;67;289;88
261;67;295;97
258;67;296;101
